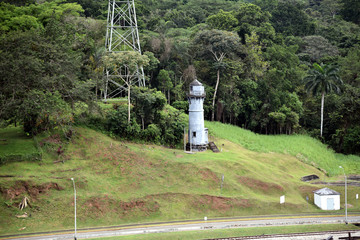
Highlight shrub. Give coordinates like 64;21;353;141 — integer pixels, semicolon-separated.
142;124;161;143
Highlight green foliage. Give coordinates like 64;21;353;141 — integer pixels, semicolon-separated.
1;0;360;155
270;2;316;36
103;52;150;76
304;63;343;96
172;100;189;112
157;69;173;93
0;1;84;33
143;51;160;84
300;36;339;62
340;0;360;24
142;123;162;143
157;105;187;147
106;105;141;139
20;90;73;136
342;126;360;154
164;9;196;28
103;51;150;122
131;87;167;129
66;0;107;18
105;103;186;146
243;32;268;81
304;63;343;137
206;9;238;31
193;29;242;59
234;3;275;44
340;45;360;86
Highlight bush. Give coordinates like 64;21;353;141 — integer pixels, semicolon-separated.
172;100;188;113
106;105;141;139
142;124;161;143
158;105;187;147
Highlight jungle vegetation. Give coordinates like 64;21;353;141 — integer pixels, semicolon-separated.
0;0;359;154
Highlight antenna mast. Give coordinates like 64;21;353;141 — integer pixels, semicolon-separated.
104;0;145;100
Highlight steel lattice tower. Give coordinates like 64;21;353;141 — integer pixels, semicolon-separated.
104;0;145;100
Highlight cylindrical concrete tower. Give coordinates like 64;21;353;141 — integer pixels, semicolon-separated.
188;79;208;151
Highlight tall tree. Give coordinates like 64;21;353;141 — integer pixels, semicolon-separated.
157;69;173;104
193;29;242;121
103;52;150;123
206;9;238;31
270;2;316;36
234;3;275;44
340;0;360;24
304;63;343;137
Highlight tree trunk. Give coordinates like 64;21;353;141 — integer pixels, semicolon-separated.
320;91;325;137
211;69;220;121
95;79;98;101
128;84;131;123
168;89;170;104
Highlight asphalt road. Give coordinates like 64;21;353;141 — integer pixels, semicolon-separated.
1;213;360;240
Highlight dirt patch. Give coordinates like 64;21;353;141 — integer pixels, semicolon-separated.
85;196;116;214
50;167;82;174
298;185;318;202
39;134;62;146
238;176;284;193
298;185;318;194
199;168;219;183
85;196;160;218
0;181;63;201
348;175;360;181
146;192;251;212
195;195;251;212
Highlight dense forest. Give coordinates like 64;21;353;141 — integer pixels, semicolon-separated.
0;0;359;154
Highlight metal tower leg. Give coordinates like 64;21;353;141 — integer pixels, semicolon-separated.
104;0;145;101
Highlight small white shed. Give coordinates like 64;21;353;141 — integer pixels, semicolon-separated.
313;188;340;210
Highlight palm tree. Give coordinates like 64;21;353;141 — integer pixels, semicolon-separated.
304;63;343;137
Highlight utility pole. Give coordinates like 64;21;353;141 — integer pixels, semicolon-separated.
104;0;145;101
70;178;77;240
339;166;348;224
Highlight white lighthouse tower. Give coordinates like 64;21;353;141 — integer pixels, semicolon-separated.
187;79;208;151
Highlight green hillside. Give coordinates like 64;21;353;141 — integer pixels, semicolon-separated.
206;121;360;176
0;125;359;235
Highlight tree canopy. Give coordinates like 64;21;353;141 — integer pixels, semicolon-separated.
1;0;360;154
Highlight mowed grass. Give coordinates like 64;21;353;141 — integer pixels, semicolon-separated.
0;125;359;235
206;121;360;176
88;224;360;240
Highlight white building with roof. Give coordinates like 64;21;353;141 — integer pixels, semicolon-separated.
313;188;340;210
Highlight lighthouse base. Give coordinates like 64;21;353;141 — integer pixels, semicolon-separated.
186;143;207;152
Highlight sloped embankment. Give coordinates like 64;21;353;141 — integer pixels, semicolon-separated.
0;126;359;234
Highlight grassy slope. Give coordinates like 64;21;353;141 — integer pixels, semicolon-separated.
0;124;359;235
206;121;360;176
0;127;39;158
